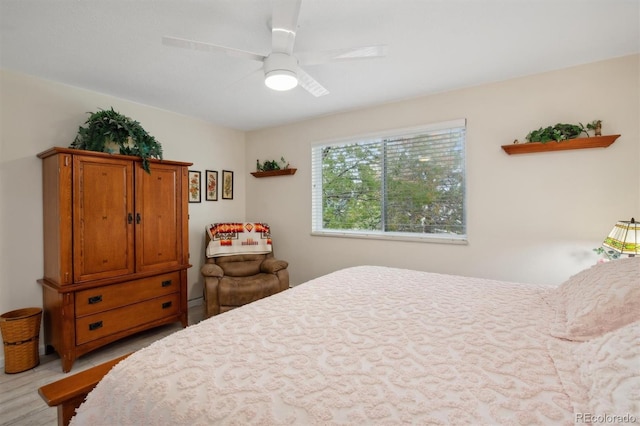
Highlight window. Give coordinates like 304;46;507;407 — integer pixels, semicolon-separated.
312;119;466;243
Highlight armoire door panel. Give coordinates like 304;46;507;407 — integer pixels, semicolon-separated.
135;163;183;272
73;156;135;282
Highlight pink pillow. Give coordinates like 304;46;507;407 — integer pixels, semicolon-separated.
548;257;640;341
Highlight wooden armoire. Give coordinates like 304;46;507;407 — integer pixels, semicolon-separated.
38;147;192;372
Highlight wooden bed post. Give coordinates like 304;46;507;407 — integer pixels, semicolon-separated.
38;354;130;426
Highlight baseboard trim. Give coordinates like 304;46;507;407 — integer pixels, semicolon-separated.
188;297;203;308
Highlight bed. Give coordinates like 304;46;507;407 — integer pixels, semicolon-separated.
68;259;639;425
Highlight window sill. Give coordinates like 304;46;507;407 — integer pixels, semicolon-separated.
311;230;468;245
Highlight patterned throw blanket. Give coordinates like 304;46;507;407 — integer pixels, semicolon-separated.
205;222;272;257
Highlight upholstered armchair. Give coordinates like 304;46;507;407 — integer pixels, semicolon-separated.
200;223;289;318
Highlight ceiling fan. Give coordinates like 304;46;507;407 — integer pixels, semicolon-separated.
162;0;387;97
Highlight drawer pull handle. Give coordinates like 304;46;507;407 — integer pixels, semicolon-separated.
89;321;103;331
161;280;172;287
88;295;102;304
162;301;172;309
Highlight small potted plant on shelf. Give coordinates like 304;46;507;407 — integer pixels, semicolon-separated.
523;120;602;144
69;107;163;173
252;157;296;177
502;119;618;155
256;157;289;172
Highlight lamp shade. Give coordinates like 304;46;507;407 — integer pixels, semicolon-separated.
602;217;639;256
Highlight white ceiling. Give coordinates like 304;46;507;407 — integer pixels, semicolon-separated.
1;0;638;131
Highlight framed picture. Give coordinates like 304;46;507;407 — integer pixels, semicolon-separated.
205;170;218;201
188;170;201;203
222;170;234;200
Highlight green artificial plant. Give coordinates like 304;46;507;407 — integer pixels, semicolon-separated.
525;120;602;143
70;108;163;173
256;156;289;172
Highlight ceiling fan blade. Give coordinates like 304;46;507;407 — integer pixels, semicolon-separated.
297;66;329;97
162;36;265;62
222;66;264;93
297;45;388;66
271;0;301;54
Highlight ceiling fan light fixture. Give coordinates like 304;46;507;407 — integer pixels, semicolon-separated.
265;69;298;91
163;0;386;98
264;52;299;91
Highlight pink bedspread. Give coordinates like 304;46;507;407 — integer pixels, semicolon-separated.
71;266;575;425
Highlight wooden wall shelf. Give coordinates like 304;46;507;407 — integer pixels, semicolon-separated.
251;168;297;178
501;134;620;155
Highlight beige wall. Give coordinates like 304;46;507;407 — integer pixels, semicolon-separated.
1;55;638;318
0;70;246;316
246;55;640;286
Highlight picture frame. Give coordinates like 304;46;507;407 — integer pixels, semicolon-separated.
205;170;218;201
188;170;201;203
222;170;234;200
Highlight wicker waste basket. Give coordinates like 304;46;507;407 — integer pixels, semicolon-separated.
0;307;42;374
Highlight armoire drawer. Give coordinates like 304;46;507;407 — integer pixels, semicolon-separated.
76;293;180;345
75;272;180;317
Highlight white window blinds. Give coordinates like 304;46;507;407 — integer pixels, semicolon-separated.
312;119;466;242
